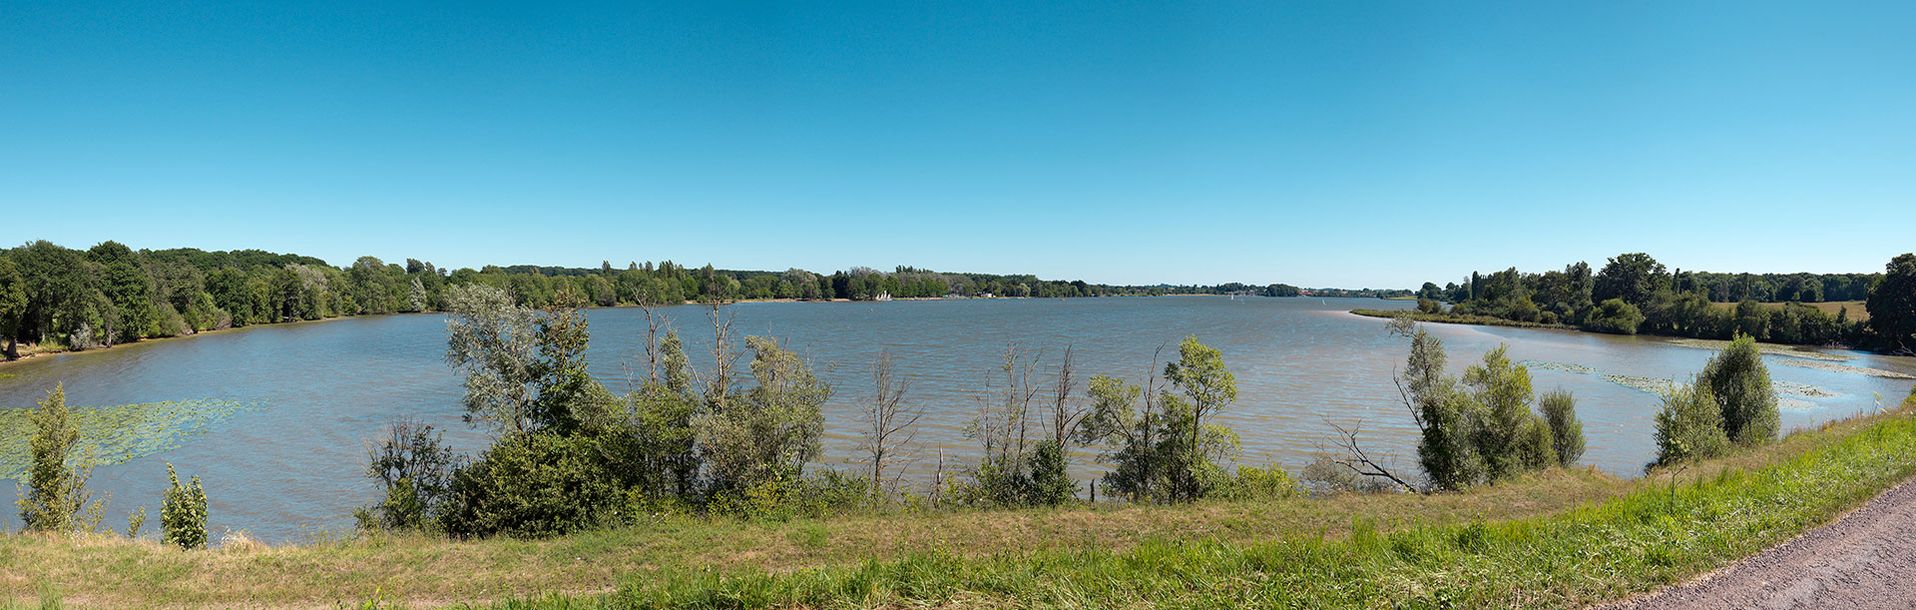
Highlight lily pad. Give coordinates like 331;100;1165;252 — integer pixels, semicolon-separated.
0;399;258;479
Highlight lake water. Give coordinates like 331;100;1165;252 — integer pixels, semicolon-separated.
2;296;1911;542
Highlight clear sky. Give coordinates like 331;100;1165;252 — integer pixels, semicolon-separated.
4;2;1912;287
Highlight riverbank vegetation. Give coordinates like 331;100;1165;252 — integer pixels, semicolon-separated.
1397;251;1916;352
5;386;1910;607
4;273;1901;608
0;240;1386;363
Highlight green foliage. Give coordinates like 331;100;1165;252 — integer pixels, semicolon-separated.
1652;381;1730;468
126;506;146;538
1582;298;1645;335
695;336;829;493
16;384;98;533
1462;346;1554;480
708;470;874;521
1401;337;1557;491
1593;252;1669;308
160;463;208;550
1079;337;1242;503
1539;391;1584;467
443;284;542;436
1024;441;1076;506
1209;463;1301;500
1700;335;1779;446
485;404;1916;609
1423;252;1873;347
356;419;459;532
1867;252;1916;354
439;432;621;539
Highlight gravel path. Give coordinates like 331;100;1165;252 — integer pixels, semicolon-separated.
1599;477;1916;609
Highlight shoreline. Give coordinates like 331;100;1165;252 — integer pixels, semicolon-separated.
0;294;1177;370
1348;307;1868;353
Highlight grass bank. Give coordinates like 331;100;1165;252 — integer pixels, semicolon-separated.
1349;308;1578;331
8;393;1916;609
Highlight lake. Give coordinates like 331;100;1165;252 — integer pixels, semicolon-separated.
2;296;1911;542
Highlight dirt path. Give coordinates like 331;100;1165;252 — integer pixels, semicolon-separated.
1600;477;1916;609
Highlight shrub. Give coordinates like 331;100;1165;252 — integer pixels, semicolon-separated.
126;506;146;538
708;470;875;521
17;383;99;533
1211;463;1301;500
1701;334;1779;446
161;463;208;550
1539;390;1585;467
356;419;459;532
1582;298;1645;335
438;432;620;539
1024;440;1076;506
1653;381;1730;468
694;336;828;493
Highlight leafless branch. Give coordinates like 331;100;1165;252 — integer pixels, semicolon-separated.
1324;419;1418;493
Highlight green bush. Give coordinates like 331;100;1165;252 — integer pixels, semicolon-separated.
17;383;98;533
1211;463;1301;500
438;432;621;539
355;419;459;533
161;463;207;550
1582;298;1645;335
1652;381;1730;468
1701;335;1779;446
1539;391;1585;467
708;470;874;521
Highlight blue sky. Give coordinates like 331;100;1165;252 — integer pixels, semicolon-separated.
4;2;1912;287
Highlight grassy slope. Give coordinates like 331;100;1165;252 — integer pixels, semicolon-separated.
5;393;1915;609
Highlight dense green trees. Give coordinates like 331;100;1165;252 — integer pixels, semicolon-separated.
2;240;1350;359
1429;251;1892;347
1868;253;1916;354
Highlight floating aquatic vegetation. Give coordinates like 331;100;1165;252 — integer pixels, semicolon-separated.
0;399;258;480
1772;380;1838;398
1778;397;1817;410
1604;374;1678;395
1776;359;1916;380
1518;360;1595;375
1663;338;1850;362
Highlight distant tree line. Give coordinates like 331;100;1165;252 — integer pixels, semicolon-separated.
0;240;1346;360
345;286;1301;539
1410;251;1916;351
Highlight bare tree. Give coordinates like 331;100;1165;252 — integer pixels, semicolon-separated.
1322;420;1416;493
638;297;666;384
1049;345;1086;447
859;349;922;494
703;302;739;410
971;343;1043;466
